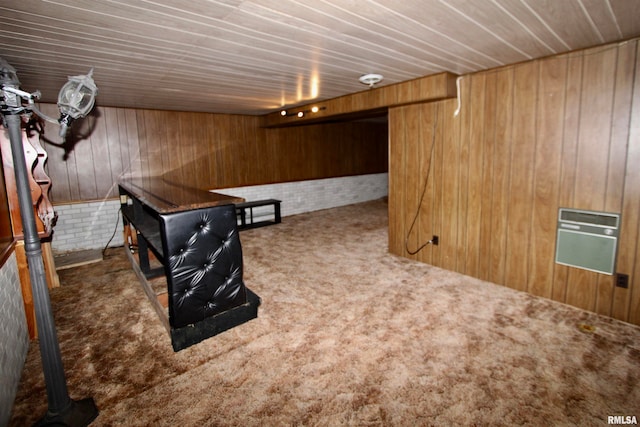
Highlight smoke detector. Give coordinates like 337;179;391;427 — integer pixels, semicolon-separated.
359;73;383;88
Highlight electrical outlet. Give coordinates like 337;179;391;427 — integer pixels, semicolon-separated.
432;235;439;246
616;273;629;289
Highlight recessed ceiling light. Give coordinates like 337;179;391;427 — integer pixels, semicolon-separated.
359;73;383;87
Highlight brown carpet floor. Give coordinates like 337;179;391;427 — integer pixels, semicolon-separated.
9;199;640;426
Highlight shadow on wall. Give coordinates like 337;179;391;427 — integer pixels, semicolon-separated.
37;104;102;161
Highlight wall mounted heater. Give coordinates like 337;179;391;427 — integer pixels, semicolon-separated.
555;208;620;275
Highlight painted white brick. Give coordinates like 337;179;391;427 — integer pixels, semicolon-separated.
51;198;123;254
218;173;388;218
50;174;388;253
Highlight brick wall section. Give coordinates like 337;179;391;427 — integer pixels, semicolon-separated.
52;199;123;253
0;253;28;426
217;173;389;218
50;173;389;253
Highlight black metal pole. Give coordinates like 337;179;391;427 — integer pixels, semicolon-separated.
5;113;98;426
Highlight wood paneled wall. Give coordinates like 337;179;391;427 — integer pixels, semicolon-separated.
37;105;388;203
389;40;640;325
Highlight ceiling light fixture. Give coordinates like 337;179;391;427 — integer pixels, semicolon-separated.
280;105;326;118
359;73;383;88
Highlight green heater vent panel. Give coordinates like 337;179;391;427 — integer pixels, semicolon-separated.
555;208;620;275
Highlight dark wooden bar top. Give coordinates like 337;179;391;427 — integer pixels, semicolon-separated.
118;176;244;213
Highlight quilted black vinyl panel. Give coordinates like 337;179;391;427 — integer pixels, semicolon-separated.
160;205;247;328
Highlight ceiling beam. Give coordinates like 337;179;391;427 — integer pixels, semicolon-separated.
262;72;459;127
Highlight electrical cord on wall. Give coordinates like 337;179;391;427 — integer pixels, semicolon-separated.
404;104;439;255
102;206;122;257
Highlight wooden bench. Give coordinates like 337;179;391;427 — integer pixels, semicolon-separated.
235;199;282;230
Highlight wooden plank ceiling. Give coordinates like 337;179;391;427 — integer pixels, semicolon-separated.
1;0;639;115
